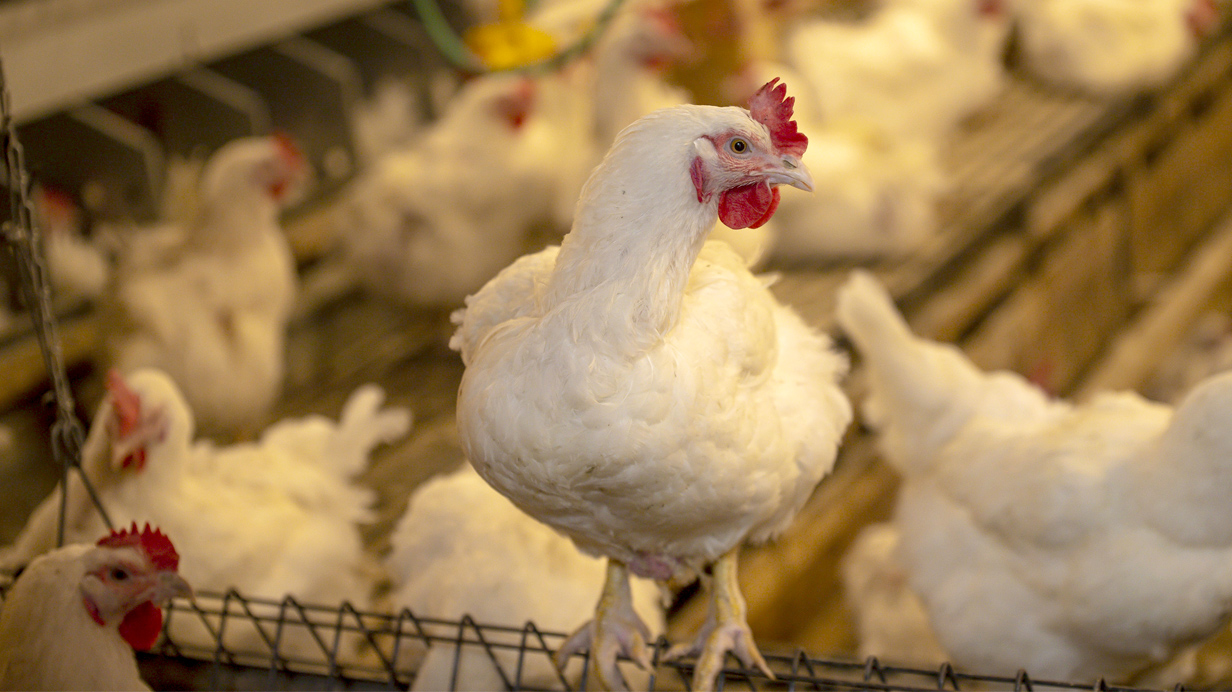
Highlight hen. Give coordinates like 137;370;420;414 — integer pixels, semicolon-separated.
338;70;596;308
786;0;1012;141
1;368;410;661
103;135;306;440
836;269;1232;683
452;80;852;691
840;521;948;668
1014;0;1219;95
587;0;696;149
0;524;192;691
35;184;111;312
386;463;665;691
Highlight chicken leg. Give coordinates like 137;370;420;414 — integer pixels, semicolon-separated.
554;559;653;690
664;548;774;691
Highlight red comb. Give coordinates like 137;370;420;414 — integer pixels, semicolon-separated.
98;523;179;571
494;78;537;130
272;132;304;170
38;185;76;214
106;369;141;438
1189;0;1219;36
748;78;807;158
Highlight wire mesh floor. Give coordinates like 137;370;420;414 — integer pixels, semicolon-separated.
142;591;1200;691
0;571;1184;692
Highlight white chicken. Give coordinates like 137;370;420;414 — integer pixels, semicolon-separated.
338;70;596;308
1;368;411;661
351;78;430;168
840;522;948;668
836;269;1232;683
103;135;306;440
34;184;111;311
386;463;665;691
0;524;192;691
1014;0;1220;95
786;0;1012;141
452;80;852;691
587;0;697;149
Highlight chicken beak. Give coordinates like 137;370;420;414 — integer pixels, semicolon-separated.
764;155;813;192
151;571;193;605
109;406;166;471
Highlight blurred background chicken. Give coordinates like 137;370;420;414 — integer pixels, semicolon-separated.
338;69;596;308
0;368;410;661
784;0;1013;143
727;62;947;261
1013;0;1220;95
0;524;191;692
34;184;111;313
840;521;948;668
836;269;1232;684
587;0;699;148
101;135;308;441
384;463;665;691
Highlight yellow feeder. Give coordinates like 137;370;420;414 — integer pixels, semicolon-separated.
465;0;559;70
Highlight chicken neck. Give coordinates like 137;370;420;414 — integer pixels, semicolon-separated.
543;120;719;349
191;191;280;253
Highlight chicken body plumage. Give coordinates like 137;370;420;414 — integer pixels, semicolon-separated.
387;464;665;691
104;135;304;439
453;85;851;690
458;237;847;569
836;270;1232;683
1;370;410;661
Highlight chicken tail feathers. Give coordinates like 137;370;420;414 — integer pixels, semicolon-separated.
836;270;992;472
835;269;914;359
328;385;413;477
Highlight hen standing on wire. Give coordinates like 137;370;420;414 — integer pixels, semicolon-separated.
452;79;851;691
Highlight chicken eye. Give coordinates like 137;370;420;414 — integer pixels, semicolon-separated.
110;568;130;581
728;138;749;155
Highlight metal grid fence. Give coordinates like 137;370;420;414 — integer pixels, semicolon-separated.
0;571;1182;692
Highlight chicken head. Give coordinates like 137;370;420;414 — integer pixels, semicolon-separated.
689;79;813;229
81;523;192;651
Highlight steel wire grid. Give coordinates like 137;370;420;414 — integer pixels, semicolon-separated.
0;572;1180;692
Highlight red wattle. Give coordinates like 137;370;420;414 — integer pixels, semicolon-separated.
117;601;164;651
122;447;147;471
718;183;780;229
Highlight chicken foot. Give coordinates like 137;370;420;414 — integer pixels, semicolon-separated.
554;559;653;690
663;548;773;691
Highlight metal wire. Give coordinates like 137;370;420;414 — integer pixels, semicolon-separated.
0;59;113;544
0;569;1179;692
131;591;1212;691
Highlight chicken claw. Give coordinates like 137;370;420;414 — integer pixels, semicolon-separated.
554;559;653;690
664;549;774;691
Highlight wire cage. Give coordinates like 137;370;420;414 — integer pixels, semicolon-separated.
0;573;1189;692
